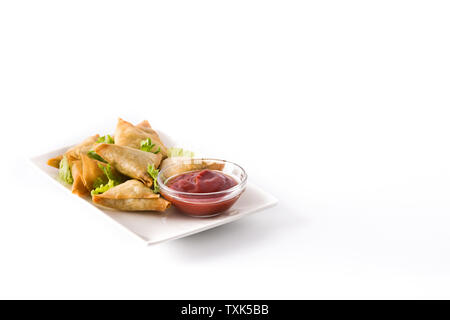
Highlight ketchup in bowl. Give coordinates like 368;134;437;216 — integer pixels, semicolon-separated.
167;169;238;193
158;159;247;217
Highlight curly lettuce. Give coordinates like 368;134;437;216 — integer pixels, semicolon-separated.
91;163;121;195
58;155;73;184
167;147;194;158
87;150;106;163
97;134;114;144
140;138;160;154
147;164;160;193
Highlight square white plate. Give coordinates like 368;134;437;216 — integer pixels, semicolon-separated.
30;140;278;245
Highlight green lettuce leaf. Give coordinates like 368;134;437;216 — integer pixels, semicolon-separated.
91;179;116;195
147;164;160;193
167;147;194;158
92;177;106;189
91;163;121;195
87;150;107;163
140;138;160;154
58;155;73;184
97;134;114;144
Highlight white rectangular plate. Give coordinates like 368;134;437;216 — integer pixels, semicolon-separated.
30;143;278;245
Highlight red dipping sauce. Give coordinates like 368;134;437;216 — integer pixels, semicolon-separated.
167;169;238;193
162;169;242;217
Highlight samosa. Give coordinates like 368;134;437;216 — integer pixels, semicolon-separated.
92;179;170;212
94;143;162;187
114;118;167;157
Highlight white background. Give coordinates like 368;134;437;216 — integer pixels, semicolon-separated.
1;0;450;299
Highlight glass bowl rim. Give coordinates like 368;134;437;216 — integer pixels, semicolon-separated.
157;158;248;197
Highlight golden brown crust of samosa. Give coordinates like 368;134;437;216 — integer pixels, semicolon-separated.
80;154;108;192
71;160;89;196
92;197;171;212
94;143;162;187
93;179;159;200
115;118;168;157
92;179;170;211
66;134;100;164
47;155;63;168
136;120;153;133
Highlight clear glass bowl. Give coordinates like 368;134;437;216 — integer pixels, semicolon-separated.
157;158;247;217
